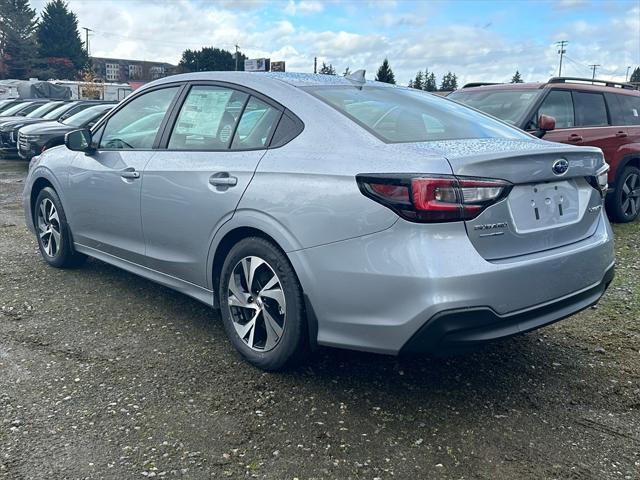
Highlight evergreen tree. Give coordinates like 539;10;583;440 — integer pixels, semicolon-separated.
318;62;336;75
630;66;640;83
511;70;523;83
343;66;351;76
0;0;38;79
424;72;437;91
440;71;458;91
412;70;424;90
407;79;413;88
36;0;87;78
375;58;395;84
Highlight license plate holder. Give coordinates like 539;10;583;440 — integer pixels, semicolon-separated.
507;180;580;233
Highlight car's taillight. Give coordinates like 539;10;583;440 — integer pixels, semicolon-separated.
357;174;512;222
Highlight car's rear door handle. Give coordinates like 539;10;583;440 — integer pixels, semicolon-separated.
120;167;140;179
615;131;628;138
209;173;238;187
567;134;583;143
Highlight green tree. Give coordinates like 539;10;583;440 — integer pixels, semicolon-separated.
407;79;413;88
412;70;424;90
630;66;640;83
511;70;523;83
440;71;458;91
318;62;336;75
424;72;437;91
36;0;87;78
0;0;39;79
178;47;246;72
375;58;395;84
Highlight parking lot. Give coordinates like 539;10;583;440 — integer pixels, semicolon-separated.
0;157;639;479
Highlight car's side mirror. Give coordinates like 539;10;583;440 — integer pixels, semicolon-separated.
535;114;556;138
65;129;95;154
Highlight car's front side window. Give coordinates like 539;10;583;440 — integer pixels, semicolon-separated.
537;90;574;129
100;87;180;150
168;86;248;150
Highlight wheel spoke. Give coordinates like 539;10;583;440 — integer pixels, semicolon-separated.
623;182;631;194
48;206;59;225
263;308;283;338
622;198;630;213
39;228;50;240
50;228;61;252
228;272;250;307
261;287;285;309
244;257;265;293
259;272;278;293
45;237;52;256
631;199;638;216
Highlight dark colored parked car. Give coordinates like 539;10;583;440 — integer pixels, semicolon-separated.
0;99;34;115
449;77;640;222
0;100;113;156
18;103;114;159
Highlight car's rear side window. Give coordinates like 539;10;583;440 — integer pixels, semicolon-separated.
230;96;280;150
306;86;530;143
573;91;608;127
618;94;640;126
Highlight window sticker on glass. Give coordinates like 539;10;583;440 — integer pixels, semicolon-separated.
633;109;638;117
174;88;233;137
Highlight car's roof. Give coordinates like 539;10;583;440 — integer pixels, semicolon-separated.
145;71;396;90
455;81;640;96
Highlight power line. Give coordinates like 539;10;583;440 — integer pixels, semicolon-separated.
588;64;600;80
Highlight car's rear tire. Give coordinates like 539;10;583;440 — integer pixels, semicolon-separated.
34;187;87;268
607;166;640;223
218;237;308;371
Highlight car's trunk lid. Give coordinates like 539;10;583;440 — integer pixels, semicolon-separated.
421;138;605;260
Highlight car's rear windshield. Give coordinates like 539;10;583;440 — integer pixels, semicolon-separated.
43;103;75;120
63;104;111;127
448;89;541;125
26;101;65;118
0;102;32;116
305;85;530;143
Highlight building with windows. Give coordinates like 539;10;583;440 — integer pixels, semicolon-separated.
91;57;177;83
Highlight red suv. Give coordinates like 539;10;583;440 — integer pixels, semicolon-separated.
449;77;640;222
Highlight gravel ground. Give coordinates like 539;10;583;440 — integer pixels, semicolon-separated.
1;158;639;480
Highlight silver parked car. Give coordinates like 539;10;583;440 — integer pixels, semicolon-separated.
23;72;615;370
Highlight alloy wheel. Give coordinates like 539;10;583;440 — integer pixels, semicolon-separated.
227;256;286;352
37;198;61;257
621;172;640;218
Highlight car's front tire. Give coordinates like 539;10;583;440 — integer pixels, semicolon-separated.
218;237;308;371
34;187;87;268
607;166;640;223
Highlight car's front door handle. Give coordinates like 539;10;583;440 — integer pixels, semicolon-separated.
209;173;238;187
120;168;140;179
615;131;628;138
567;134;583;143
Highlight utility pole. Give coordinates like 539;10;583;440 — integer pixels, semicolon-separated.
82;27;93;56
588;64;600;80
235;44;239;71
556;40;568;76
314;57;317;74
626;66;631;82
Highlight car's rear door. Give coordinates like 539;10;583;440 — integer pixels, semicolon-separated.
66;84;182;264
141;83;283;287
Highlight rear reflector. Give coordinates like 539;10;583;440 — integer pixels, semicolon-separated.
357;174;512;222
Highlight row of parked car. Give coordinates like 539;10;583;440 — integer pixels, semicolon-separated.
0;98;115;160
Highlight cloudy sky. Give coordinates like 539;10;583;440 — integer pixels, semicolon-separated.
30;0;640;86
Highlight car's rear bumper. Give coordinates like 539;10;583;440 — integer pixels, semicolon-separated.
289;211;615;355
400;264;614;354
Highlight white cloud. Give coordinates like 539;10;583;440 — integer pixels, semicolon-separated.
284;0;324;15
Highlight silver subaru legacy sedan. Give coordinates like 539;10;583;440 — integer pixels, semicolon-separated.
23;72;615;370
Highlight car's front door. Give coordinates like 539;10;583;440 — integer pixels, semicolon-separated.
66;85;182;264
141;84;282;287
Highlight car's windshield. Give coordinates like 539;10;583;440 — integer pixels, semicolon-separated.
306;85;530;143
448;89;541;125
0;102;32;117
63;105;112;127
26;102;65;118
43;103;75;120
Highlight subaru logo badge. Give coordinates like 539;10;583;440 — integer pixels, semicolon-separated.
552;158;569;176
